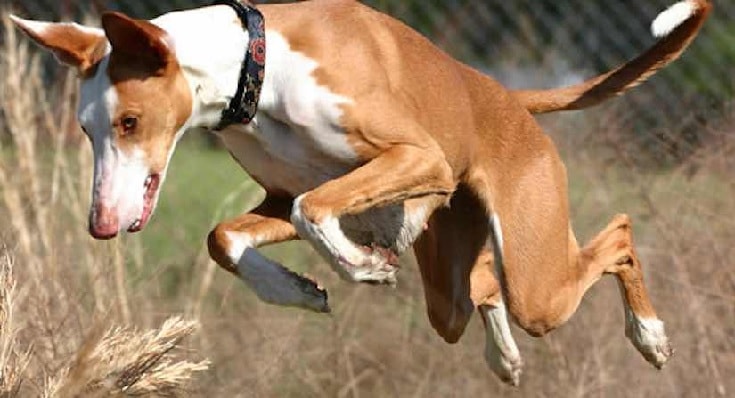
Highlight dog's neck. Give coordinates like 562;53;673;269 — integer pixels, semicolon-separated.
151;5;261;131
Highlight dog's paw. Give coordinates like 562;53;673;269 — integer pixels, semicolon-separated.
336;244;399;286
289;272;330;314
237;254;331;314
485;345;523;387
626;317;673;369
502;356;523;388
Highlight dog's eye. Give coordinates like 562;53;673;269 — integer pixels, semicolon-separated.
121;116;138;135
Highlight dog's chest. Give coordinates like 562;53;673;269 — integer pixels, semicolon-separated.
215;31;362;196
218;115;357;196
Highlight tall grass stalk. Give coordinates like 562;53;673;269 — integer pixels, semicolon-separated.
0;13;209;396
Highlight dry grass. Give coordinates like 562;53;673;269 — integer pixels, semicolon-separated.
46;317;209;397
0;245;207;398
0;249;31;397
0;14;208;397
0;10;733;398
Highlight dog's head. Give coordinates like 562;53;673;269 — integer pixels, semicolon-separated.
11;13;192;239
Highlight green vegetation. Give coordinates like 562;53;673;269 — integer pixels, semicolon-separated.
136;136;256;270
125;135;320;295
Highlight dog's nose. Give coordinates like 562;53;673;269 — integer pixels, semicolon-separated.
89;224;119;240
89;205;119;240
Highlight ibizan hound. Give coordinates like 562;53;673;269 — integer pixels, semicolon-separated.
11;0;711;386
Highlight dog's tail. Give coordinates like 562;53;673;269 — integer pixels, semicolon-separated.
513;0;712;114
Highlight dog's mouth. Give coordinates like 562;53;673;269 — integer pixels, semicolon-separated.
127;173;160;233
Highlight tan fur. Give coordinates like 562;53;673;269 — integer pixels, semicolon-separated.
256;0;710;341
103;12;192;171
208;195;297;275
11;0;710;367
11;18;107;75
12;12;193;172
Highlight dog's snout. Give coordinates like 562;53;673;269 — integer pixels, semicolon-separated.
89;204;119;240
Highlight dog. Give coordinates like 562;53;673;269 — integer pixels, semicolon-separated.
11;0;710;385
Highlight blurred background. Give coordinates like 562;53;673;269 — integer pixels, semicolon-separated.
0;0;732;397
7;0;735;135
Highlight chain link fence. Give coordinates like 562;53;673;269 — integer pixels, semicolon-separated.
2;0;734;160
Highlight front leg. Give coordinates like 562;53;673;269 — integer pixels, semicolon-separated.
208;195;330;313
291;145;455;284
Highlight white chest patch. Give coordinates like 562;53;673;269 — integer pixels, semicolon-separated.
217;31;358;196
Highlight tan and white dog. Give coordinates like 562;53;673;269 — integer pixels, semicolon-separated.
11;0;710;385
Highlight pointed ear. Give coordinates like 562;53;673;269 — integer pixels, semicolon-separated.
101;12;173;75
9;15;107;73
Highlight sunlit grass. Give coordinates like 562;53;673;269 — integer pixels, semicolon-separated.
0;9;733;397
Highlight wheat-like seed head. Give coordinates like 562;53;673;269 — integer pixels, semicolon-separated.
46;317;209;397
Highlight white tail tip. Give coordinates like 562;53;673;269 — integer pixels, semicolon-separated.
651;1;698;38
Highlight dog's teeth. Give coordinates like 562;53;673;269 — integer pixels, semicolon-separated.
144;176;152;188
131;220;141;230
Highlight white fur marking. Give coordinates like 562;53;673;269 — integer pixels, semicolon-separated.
260;33;355;159
150;7;361;208
490;214;505;275
177;27;359;195
396;204;429;253
483;215;523;386
630;317;667;349
94;80;145;228
291;195;398;284
651;1;697;38
482;303;523;386
623;301;673;368
78;57;170;233
225;231;254;260
153;9;358;192
291;197;361;278
152;6;249;128
492;216;503;254
224;231;326;311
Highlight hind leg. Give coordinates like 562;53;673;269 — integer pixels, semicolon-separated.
479;298;523;387
467;135;671;370
576;214;673;368
506;213;672;369
470;246;523;386
480;215;524;386
413;186;522;385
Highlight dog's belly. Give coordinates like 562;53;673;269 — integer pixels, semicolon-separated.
217;113;358;196
340;202;429;254
218;116;430;256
